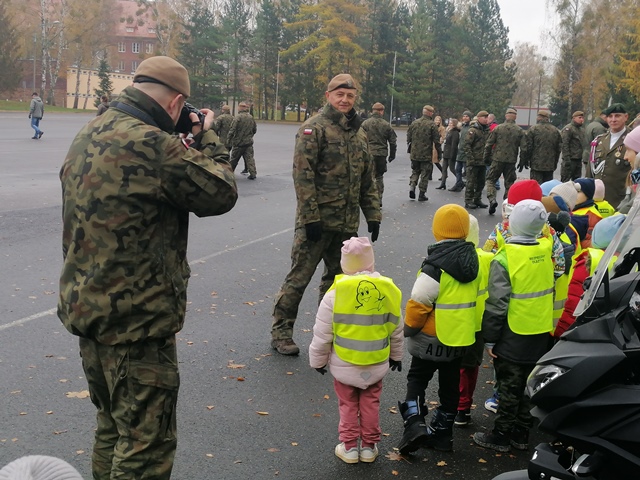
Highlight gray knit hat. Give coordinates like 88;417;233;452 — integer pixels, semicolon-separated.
509;200;548;238
0;456;83;480
550;181;579;211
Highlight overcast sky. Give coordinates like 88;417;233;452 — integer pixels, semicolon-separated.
497;0;555;50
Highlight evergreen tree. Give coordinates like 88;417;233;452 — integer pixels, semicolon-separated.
0;0;21;93
177;4;225;108
252;0;283;120
94;58;114;107
220;0;252;109
458;0;516;116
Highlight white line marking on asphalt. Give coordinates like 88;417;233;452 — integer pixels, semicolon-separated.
1;227;293;331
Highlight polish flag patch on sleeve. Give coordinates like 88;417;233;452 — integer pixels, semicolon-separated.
303;128;313;135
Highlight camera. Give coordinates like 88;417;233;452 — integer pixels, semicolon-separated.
175;102;205;134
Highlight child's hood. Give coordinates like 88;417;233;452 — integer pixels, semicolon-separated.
424;240;479;283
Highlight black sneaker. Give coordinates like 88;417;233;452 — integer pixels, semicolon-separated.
38;131;44;138
473;430;510;452
454;409;471;427
240;169;248;174
409;190;416;200
475;200;488;208
510;427;529;451
489;201;498;215
248;175;256;180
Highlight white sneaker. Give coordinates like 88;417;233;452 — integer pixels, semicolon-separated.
335;443;359;464
359;444;379;463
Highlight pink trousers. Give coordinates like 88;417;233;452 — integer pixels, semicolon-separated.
333;378;383;445
458;365;479;410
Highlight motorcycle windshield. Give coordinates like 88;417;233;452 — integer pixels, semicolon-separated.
574;195;640;317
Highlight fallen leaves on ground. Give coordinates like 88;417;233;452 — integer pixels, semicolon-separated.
291;442;298;446
437;460;447;467
205;453;214;458
478;458;487;463
65;390;90;399
206;406;214;410
385;451;404;461
53;430;67;435
267;448;280;452
243;301;256;306
391;470;399;476
388;406;398;414
256;411;269;415
323;394;330;400
228;361;246;369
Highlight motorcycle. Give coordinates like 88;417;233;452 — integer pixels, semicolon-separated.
494;197;640;480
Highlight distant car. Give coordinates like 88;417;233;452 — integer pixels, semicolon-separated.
392;113;413;126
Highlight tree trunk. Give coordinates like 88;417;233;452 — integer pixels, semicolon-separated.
73;63;82;109
83;70;92;109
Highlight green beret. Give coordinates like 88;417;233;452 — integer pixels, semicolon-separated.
603;103;627;115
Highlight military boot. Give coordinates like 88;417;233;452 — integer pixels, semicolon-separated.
396;400;428;455
422;408;456;452
418;192;428;202
409;188;416;200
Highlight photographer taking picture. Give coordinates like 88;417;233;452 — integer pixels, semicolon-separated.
58;56;238;480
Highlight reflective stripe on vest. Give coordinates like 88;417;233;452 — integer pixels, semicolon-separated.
434;271;479;347
504;243;554;335
475;249;493;332
331;274;402;366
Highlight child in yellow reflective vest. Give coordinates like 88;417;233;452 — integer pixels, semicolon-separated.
594;179;616;218
309;237;404;464
474;200;555;453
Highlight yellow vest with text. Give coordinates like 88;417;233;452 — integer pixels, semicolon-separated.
595;200;615;218
331;274;402;365
434;271;480;347
475;248;493;332
503;243;554;335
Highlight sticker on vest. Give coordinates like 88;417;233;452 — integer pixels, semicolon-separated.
356;280;386;312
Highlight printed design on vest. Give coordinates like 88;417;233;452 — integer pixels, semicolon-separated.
355;280;386;311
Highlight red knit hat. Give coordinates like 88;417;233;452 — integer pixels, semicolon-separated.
507;180;543;205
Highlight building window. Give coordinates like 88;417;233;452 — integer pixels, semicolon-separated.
126;27;134;33
131;61;138;72
118;42;126;53
132;42;140;54
146;43;154;54
117;61;125;71
148;28;155;34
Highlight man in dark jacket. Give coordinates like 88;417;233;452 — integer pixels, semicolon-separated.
561;111;586;181
520;110;562;184
463;111;490;209
58;56;238;479
437;119;460;190
28;92;44;139
450;111;472;192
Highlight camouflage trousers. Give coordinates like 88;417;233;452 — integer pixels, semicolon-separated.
493;356;535;433
230;145;256;176
409;160;433;193
560;159;582;182
464;165;486;204
486;162;517;203
79;336;179;480
373;155;387;202
272;228;355;340
530;169;554;185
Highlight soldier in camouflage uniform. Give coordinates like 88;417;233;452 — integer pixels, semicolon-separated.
519;110;562;184
485;108;526;214
582;111;608;165
361;102;397;206
214;104;234;152
406;105;442;201
463;110;490;209
228;102;258;179
57;56;238;480
560;111;586;181
271;74;381;356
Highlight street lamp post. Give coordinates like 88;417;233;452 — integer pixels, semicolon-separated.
32;34;37;91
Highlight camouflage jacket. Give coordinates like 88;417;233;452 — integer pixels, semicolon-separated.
582;118;608;163
522;119;562;171
456;122;471;163
228;112;257;147
561;120;586;162
407;115;441;162
361;113;397;157
293;103;380;232
463;121;489;166
483;119;525;164
214;113;234;147
58;86;238;345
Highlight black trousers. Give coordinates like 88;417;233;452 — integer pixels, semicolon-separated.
405;355;463;414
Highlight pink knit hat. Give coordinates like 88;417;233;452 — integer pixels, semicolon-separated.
341;237;375;274
594;179;605;202
623;126;640;154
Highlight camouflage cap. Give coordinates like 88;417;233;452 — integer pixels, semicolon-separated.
476;110;489;118
572;111;584;118
372;102;385;110
327;74;357;92
133;56;190;98
506;107;517;115
538;110;550;118
221;104;230;112
423;105;435;113
603;103;627;115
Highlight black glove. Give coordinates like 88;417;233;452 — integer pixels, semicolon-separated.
548;211;570;234
315;366;327;375
388;155;395;163
28;114;31;119
389;359;402;372
305;221;322;242
367;221;380;243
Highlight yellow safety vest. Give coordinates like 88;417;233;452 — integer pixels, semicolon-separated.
331;274;402;365
587;248;617;277
595;200;615;218
434;271;480;347
502;243;554;335
475;249;493;332
573;204;603;219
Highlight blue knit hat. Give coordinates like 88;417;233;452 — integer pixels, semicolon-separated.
592;215;626;249
575;178;596;200
541;179;561;196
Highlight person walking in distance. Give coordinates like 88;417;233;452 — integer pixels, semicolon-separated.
214;104;234;154
57;56;238;479
228;102;258;179
450;111;473;192
407;105;442;202
485;108;526;215
560;111;586;181
361;102;397;207
463;111;490;210
519;110;562;184
271;74;381;356
437;118;460;190
96;95;110;116
29;92;44;139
